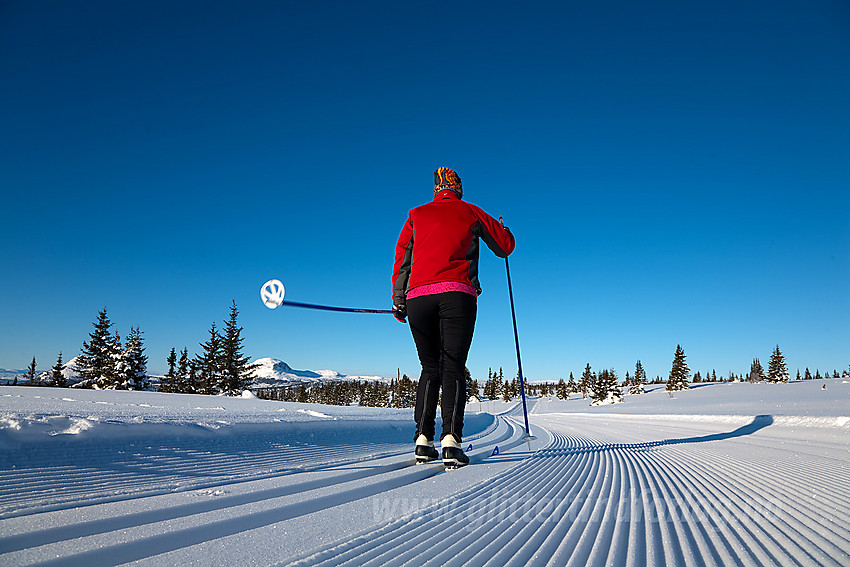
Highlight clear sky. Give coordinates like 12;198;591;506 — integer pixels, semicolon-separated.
2;0;848;383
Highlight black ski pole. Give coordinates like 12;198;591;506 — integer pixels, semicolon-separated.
278;300;394;314
261;279;394;314
500;218;534;441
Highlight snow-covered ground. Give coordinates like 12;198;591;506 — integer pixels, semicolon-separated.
1;380;848;566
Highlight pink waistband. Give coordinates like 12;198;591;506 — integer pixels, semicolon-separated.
407;282;479;300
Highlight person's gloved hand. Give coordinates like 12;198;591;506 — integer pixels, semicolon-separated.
392;303;407;323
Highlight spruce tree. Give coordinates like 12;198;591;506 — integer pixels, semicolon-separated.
51;352;66;387
178;348;191;393
580;364;593;399
79;308;114;387
162;348;178;392
591;368;622;405
187;360;199;393
666;345;690;392
123;327;148;390
748;358;766;383
630;360;647;395
25;356;38;386
556;378;567;400
567;372;576;394
194;322;223;395
220;300;256;395
767;345;789;383
102;331;125;389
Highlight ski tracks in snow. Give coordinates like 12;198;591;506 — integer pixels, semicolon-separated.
1;405;849;566
285;411;850;567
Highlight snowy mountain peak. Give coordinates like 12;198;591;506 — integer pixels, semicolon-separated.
251;358;389;389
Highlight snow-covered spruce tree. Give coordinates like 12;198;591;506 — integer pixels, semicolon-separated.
630;360;647;395
767;345;789;383
567;372;576;394
51;352;66;387
123;326;148;390
220;301;256;395
748;358;766;383
78;308;115;388
102;331;125;389
556;378;568;400
591;368;622;405
666;345;690;392
194;322;223;395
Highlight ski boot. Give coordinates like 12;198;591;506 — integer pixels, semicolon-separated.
441;434;470;469
415;434;439;464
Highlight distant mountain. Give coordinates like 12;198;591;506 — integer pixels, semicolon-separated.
251;358;389;389
0;356;84;386
0;368;26;383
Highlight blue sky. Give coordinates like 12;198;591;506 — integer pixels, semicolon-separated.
2;0;848;383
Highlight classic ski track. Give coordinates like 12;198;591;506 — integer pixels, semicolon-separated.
0;416;514;564
3;410;849;566
284;415;850;567
0;417;503;519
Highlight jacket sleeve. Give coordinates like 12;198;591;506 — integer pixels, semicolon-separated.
392;215;415;304
470;204;515;258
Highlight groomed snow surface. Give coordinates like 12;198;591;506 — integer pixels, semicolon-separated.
1;381;848;566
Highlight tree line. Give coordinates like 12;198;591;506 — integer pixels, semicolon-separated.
255;374;418;407
11;332;848;407
13;300;255;395
158;301;256;396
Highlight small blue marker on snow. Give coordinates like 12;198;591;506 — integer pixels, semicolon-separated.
491;446;499;457
467;444;473;452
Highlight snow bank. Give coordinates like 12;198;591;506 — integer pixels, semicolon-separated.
0;386;413;448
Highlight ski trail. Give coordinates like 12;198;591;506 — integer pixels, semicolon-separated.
2;407;848;566
284;414;850;567
0;414;516;566
0;416;502;519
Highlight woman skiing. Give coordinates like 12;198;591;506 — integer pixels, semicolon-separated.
392;167;515;468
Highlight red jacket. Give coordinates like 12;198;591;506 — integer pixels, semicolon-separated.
392;190;515;304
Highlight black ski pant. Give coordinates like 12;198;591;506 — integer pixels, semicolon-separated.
407;291;476;442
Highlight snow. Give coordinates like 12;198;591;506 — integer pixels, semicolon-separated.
251;358;390;389
1;380;848;566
